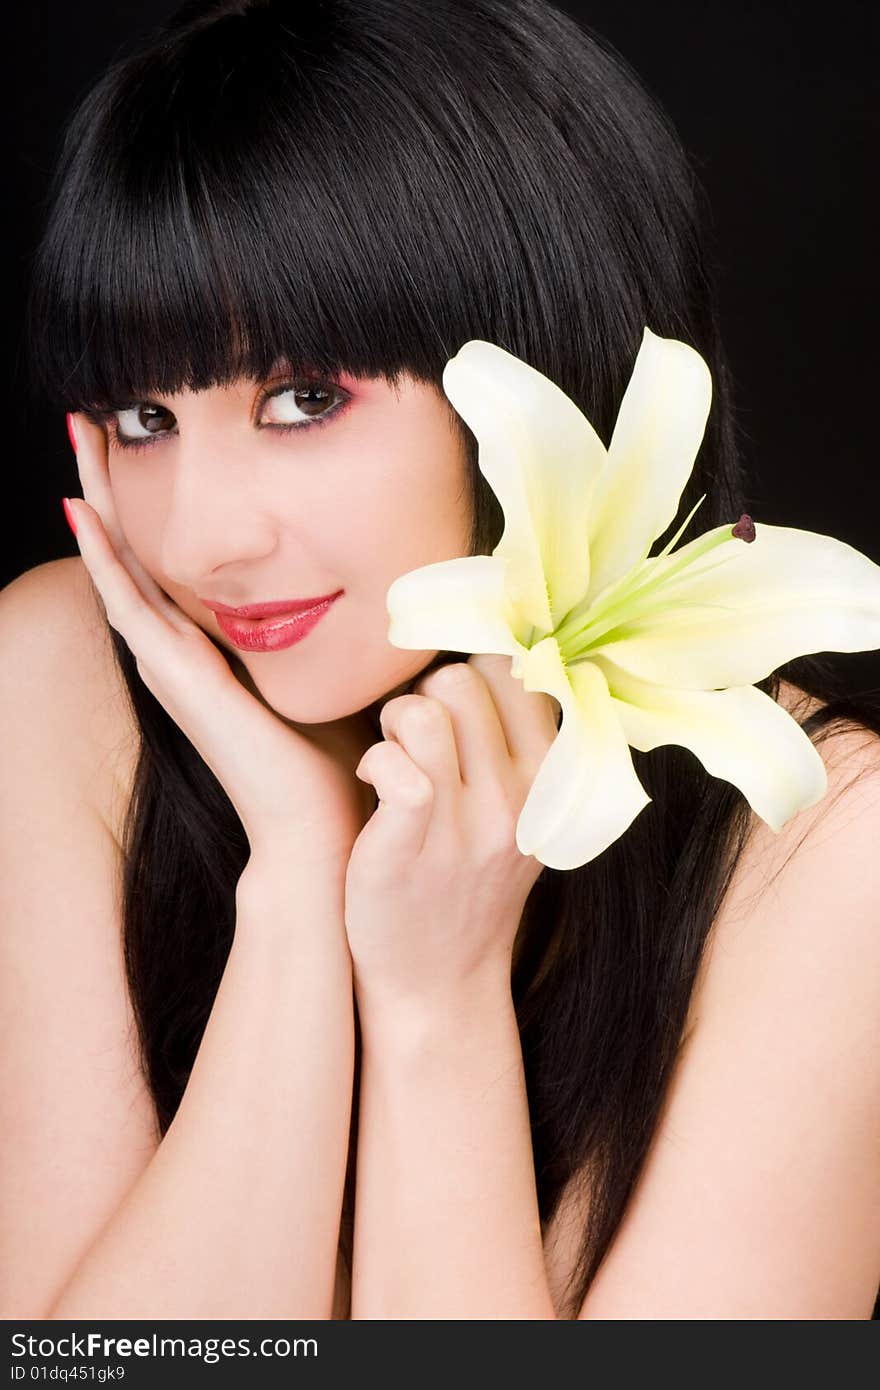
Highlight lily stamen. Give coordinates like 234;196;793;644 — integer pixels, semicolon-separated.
552;519;751;652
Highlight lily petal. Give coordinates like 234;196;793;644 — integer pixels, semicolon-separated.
584;328;713;604
386;554;524;657
592;653;828;831
592;522;880;688
514;636;652;869
442;340;606;633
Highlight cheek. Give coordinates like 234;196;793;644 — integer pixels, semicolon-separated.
109;467;164;545
109;472;181;599
341;450;471;577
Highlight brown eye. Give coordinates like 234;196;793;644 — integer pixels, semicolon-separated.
259;379;347;429
115;403;176;441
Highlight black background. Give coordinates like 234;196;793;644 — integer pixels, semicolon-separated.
9;1;879;688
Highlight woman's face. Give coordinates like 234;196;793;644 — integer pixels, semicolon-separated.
104;367;473;728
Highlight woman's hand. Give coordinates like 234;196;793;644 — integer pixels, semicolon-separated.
343;654;560;1018
65;413;375;877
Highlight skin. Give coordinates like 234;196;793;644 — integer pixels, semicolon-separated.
48;374;880;1319
102;367;474;776
93;365;556;990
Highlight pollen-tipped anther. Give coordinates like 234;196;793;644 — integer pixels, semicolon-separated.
732;513;756;542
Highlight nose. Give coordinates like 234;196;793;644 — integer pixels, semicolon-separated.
157;437;279;589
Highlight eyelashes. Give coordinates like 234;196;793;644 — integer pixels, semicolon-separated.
81;377;352;455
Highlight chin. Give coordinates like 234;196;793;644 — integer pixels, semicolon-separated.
228;660;375;725
227;642;443;723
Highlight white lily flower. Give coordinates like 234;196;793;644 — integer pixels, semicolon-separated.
385;327;880;870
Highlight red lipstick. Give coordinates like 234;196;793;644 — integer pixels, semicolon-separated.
200;593;341;619
200;591;343;653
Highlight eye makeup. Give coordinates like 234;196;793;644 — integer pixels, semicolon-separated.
79;374;352;454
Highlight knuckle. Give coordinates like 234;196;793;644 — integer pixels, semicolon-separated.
133;655;159;695
404;696;445;730
163;637;198;684
417;662;474;696
481;804;518;860
178;623;211;661
103;600;129;634
484;833;515;868
384;694;444;737
403;772;434;808
381;693;416;723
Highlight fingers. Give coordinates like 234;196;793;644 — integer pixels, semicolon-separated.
71;413;123;549
70;414;190;631
354;739;435;860
67;496;189;651
466;652;560;774
356;690;464;860
411;660;510;787
383;655;559;801
67;492;314;840
355;657;560;871
411;654;559;788
379;692;462;819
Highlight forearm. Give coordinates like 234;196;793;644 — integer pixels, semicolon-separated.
350;974;556;1319
47;864;354;1320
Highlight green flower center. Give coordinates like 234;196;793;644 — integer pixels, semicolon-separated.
550;511;756;668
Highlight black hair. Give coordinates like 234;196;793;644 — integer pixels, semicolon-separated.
26;0;880;1318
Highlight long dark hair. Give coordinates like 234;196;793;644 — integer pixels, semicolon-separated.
27;0;880;1318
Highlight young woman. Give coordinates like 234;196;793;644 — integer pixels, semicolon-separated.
4;0;879;1320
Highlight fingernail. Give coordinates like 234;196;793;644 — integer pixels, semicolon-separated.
66;413;78;454
62;497;78;537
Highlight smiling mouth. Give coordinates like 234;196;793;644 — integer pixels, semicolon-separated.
199;589;343;620
210;592;342;652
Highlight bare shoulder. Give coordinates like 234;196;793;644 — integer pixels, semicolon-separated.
688;677;880;1026
0;558;157;1318
0;557;139;844
718;678;880;918
575;681;880;1317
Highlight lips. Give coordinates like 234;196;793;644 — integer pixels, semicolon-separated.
200;591;343;619
209;592;343;653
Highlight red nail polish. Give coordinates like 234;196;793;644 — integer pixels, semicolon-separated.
62;497;78;537
66;413;78;454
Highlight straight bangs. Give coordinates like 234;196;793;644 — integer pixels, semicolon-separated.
27;5;466;413
27;0;701;456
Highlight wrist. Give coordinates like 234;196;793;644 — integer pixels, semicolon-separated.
235;855;350;953
355;962;515;1052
